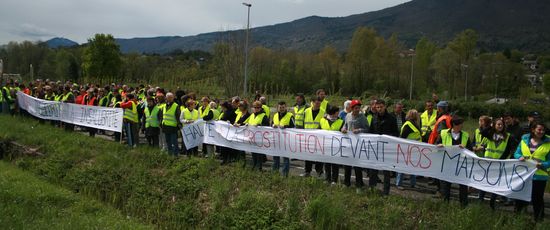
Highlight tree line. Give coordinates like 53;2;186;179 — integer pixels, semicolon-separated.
1;28;550;100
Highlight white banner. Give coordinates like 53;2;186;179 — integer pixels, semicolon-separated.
204;121;537;201
181;119;205;150
17;91;124;132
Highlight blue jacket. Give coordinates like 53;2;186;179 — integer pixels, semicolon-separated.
514;134;550;181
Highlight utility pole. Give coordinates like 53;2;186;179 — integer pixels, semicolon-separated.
409;49;415;101
242;2;251;96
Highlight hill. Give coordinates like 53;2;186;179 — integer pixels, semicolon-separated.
115;0;550;54
45;37;79;48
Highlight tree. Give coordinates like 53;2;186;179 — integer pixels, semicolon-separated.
415;37;438;95
82;34;122;83
342;27;378;95
431;47;459;99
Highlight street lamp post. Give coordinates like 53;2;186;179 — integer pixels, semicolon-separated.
462;64;469;101
242;2;251;96
409;49;415;101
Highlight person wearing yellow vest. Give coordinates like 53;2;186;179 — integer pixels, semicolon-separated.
293;93;308;129
259;96;271;121
341;100;368;191
158;93;181;156
420;100;436;141
61;86;76;131
271;101;295;177
300;96;325;177
181;99;200;156
476;118;513;209
120;94;139;147
142;97;160;147
321;106;344;184
396;109;422;190
247;101;269;171
1;81;14;114
365;98;378;127
233;100;252;165
209;101;221;121
155;93;168;151
315;89;329;113
514;121;550;221
199;97;215;157
436;116;472;206
472;115;491;157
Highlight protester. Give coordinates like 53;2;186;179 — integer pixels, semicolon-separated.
219;101;237;164
181;99;200;156
472;115;491;157
428;100;452;144
301;96;325;177
369;99;398;195
199;97;215;157
420;100;436;142
396;109;421;190
341;100;368;191
158;93;181;156
339;100;352;120
271;101;294;176
247;101;269;170
515;121;549;221
143;97;161;147
393;102;406;131
320;105;344;184
436;116;472;206
478;118;513;209
293;93;308;129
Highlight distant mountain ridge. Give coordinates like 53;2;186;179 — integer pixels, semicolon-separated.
47;0;550;54
45;37;79;48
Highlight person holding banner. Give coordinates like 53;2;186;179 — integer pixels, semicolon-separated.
472;115;491;157
369;99;398;196
120;94;140;147
181;99;200;156
199;97;215;158
247;101;270;171
396;109;421;190
477;118;513;209
272;101;294;177
219;101;237;164
428;101;452;144
436;116;472;206
321;105;344;185
301;96;325;178
514;121;549;221
234;101;251;166
158;93;181;156
341;100;368;191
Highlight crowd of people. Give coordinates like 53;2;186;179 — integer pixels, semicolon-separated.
1;78;549;221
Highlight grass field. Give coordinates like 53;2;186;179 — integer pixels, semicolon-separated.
0;161;151;230
0;114;548;229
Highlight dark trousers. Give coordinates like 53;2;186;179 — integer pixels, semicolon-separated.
478;190;498;209
515;180;546;221
65;123;74;132
441;181;468;206
252;153;264;170
369;169;391;195
324;163;340;183
305;161;324;175
344;166;364;187
88;128;97;137
146;135;159;147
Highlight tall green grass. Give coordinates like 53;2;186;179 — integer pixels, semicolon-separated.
0;161;151;229
0;115;548;229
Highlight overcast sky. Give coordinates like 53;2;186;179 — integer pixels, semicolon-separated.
0;0;409;45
